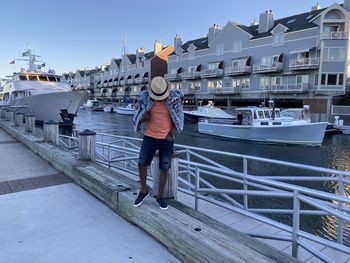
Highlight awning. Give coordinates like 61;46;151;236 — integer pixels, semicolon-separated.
135;73;140;78
218;61;224;69
127;75;132;79
114;77;118;81
97;81;101;84
278;53;284;63
143;72;149;78
120;76;124;80
103;80;107;83
289;47;315;54
108;79;113;82
177;67;183;74
196;64;202;72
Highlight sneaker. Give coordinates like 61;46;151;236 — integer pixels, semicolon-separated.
156;197;168;210
133;191;149;207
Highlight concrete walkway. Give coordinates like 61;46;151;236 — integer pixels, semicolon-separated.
0;129;180;263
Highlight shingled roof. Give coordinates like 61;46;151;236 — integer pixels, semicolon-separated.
144;51;155;60
113;58;122;66
126;53;136;64
170;5;331;56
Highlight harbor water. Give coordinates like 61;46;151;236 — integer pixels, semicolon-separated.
73;109;350;243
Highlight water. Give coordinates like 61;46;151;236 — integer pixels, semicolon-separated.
73;109;350;243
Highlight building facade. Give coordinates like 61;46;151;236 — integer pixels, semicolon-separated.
166;2;350;121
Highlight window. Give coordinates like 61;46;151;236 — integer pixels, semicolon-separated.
273;33;284;46
314;73;319;86
189;81;201;91
216;44;224;56
208;80;223;89
232;59;244;69
320;73;344;86
287;18;297;24
232;41;242;53
296;75;309;84
271;76;282;86
322;47;346;61
260;77;270;89
261;55;279;66
233;78;250;89
208;62;220;70
170;68;177;74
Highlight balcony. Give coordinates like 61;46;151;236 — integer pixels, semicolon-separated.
165;73;182;81
119;80;125;86
321;31;348;40
182;71;201;80
201;69;224;78
289;57;320;70
134;77;142;84
142;77;149;84
225;66;251;76
253;62;283;74
208;87;240;95
126;79;134;85
264;83;310;93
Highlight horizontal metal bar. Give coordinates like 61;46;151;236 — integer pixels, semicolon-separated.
247;208;327;216
197;188;293;197
260;176;342;182
246;233;292;242
298;239;335;263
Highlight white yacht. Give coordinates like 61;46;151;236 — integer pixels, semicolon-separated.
116;104;135;115
198;107;328;146
184;102;234;122
0;49;87;125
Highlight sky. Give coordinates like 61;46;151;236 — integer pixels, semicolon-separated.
0;0;339;77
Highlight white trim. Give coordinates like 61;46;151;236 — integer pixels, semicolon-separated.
289;48;312;54
309;3;348;23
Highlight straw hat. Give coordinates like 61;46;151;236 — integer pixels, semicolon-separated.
148;76;170;101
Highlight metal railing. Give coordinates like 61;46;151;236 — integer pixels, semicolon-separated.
289;57;320;69
331;105;350;116
182;71;202;80
58;132;350;261
253;62;283;73
264;83;310;93
225;65;252;75
201;69;224;78
321;31;348;40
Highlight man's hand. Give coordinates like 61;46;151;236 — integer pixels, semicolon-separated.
141;112;150;122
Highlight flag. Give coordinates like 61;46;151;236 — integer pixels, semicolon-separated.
22;50;31;56
41;63;45;67
9;60;15;64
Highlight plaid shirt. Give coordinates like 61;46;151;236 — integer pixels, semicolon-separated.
133;89;184;134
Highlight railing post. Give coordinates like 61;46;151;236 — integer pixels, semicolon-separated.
44;120;59;145
152;151;179;200
337;175;344;244
195;166;199;211
14;112;20;127
186;150;191;190
24;114;35;133
79;129;96;161
14;113;24;127
0;108;5;119
243;157;248;210
292;190;300;259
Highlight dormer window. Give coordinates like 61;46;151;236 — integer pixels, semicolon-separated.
189;51;195;60
273;32;284;46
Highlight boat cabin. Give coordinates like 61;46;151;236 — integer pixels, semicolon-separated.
233;107;283;126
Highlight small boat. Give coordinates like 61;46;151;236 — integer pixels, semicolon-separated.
334;116;350;135
198;107;328;146
184;102;234;122
91;100;104;111
103;103;116;113
0;48;87;125
116;103;135;115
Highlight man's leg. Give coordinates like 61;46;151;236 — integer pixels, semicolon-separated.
139;166;148;193
158;169;169;198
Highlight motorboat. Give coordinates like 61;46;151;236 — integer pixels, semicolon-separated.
198;107;328;146
91;100;104;111
184;102;234;122
103;103;116;113
116;103;135;115
0;49;87;125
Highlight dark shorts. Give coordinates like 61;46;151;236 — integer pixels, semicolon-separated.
138;136;174;170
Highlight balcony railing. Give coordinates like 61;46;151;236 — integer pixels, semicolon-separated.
182;71;201;80
113;81;120;87
165;73;182;81
321;31;348;40
120;80;125;86
208;87;240;95
225;66;252;76
264;83;310;93
181;88;200;95
142;77;149;84
108;81;113;87
126;79;134;85
134;77;142;84
289;57;320;70
253;62;283;74
201;69;224;78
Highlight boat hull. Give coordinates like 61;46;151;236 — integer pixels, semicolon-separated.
116;107;135;115
198;121;328;146
9;91;87;125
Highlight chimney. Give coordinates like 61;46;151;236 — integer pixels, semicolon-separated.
208;24;222;43
154;40;163;54
311;3;321;11
174;34;183;50
136;48;145;58
344;0;350;11
258;10;274;34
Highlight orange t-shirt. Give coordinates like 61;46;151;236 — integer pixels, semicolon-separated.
144;101;175;139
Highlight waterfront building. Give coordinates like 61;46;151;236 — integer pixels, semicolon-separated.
166;1;350;121
91;40;174;102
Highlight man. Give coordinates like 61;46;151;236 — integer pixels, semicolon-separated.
133;76;184;210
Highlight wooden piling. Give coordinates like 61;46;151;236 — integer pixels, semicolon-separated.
43;120;59;145
79;129;96;161
24;114;35;132
14;113;23;127
152;151;179;199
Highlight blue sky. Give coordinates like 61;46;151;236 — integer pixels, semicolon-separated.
0;0;338;77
